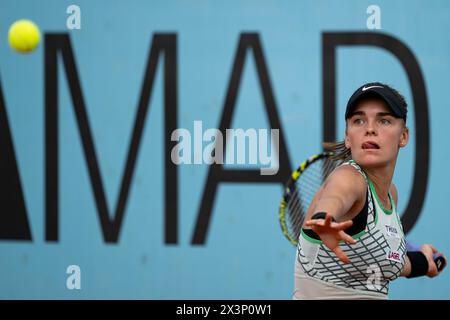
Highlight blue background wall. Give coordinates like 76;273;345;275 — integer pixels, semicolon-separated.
0;0;449;299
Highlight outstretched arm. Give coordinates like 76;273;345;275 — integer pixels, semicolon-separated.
303;165;366;263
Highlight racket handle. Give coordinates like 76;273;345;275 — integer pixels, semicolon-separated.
435;256;447;272
406;241;447;272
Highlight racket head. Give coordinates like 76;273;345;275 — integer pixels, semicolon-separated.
279;152;341;246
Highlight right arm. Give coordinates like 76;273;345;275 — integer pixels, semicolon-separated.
307;165;366;222
304;165;366;263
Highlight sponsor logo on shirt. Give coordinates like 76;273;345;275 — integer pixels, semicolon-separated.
387;250;402;262
385;225;400;238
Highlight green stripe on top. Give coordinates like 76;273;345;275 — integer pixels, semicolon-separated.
389;192;396;212
367;178;393;215
300;229;323;244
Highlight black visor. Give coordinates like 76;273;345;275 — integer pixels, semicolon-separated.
345;83;407;122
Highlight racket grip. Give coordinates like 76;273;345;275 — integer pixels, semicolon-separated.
406;241;447;272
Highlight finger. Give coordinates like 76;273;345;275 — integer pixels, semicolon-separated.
310;225;320;234
429;244;438;254
324;214;332;226
304;220;321;227
331;220;353;230
430;257;439;272
334;246;350;264
421;243;438;254
304;220;314;226
339;230;357;245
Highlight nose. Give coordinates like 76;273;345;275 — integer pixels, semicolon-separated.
365;120;377;136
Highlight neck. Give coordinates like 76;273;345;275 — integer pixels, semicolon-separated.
361;161;396;203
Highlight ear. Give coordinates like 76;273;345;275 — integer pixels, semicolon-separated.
344;133;351;149
399;126;409;148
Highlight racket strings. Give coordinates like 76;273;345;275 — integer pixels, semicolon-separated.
285;157;340;240
288;158;334;216
285;165;323;237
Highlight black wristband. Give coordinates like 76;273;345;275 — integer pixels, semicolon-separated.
406;251;429;278
311;212;336;222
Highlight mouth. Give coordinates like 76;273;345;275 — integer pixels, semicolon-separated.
362;141;380;150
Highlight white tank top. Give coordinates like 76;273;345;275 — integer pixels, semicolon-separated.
293;160;406;299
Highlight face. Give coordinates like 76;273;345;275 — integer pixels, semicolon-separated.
345;99;409;168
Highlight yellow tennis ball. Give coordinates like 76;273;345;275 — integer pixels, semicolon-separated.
8;19;41;53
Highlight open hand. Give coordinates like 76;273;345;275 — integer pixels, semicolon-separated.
304;213;357;264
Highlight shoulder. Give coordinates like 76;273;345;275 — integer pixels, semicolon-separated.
328;163;366;181
322;164;367;195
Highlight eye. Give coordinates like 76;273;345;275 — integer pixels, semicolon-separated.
353;118;364;125
380;118;391;125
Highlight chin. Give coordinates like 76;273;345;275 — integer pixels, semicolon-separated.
352;153;388;168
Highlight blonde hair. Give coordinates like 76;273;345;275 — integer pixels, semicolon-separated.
323;141;351;161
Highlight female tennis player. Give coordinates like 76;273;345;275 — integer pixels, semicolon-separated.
293;82;446;299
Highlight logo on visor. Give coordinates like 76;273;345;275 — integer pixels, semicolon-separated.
362;85;383;91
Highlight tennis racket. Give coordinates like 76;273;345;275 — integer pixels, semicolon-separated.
279;151;340;246
279;151;446;271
